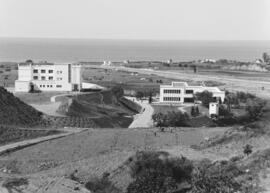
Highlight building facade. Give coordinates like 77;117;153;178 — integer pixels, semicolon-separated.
15;61;82;92
159;82;225;103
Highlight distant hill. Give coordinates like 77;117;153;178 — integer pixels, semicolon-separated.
0;87;45;127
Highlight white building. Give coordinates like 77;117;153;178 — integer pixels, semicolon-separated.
159;82;225;104
209;102;219;116
15;61;82;92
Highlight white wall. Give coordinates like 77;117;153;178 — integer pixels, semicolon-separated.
15;81;30;92
18;65;32;81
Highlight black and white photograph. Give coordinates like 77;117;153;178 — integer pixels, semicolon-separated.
0;0;270;192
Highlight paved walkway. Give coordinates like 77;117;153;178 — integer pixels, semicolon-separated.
128;97;154;128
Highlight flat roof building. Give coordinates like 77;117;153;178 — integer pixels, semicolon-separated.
15;61;82;92
159;82;225;104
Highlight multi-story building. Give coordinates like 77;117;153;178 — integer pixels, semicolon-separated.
15;61;82;92
159;82;225;103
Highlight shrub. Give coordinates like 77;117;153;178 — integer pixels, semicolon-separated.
85;176;119;193
191;106;200;117
111;86;124;99
127;151;193;193
135;91;144;100
195;91;215;108
245;98;266;120
243;144;253;156
191;161;243;193
152;111;190;127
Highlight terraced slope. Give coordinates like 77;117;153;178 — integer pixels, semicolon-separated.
57;89;142;128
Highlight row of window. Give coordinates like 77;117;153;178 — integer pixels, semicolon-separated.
39;85;62;88
33;69;54;74
33;76;54;80
164;89;181;94
163;97;181;101
185;90;194;94
163;89;194;94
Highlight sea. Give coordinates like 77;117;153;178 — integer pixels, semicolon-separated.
0;38;270;63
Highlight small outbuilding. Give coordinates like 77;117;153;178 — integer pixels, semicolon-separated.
209;102;219;117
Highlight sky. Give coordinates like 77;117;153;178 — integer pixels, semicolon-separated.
0;0;269;40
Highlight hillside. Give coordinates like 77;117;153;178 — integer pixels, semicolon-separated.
0;87;46;127
57;89;142;128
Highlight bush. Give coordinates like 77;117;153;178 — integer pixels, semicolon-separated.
245;98;266;120
127;151;193;193
243;144;253;156
195;91;215;108
152;111;190;127
135;91;144;100
85;175;120;193
111;86;124;99
191;160;243;193
191;106;200;117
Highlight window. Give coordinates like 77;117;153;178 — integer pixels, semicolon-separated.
49;70;53;73
33;76;38;80
33;69;38;73
49;76;53;80
186;90;194;94
56;85;62;88
41;76;46;80
47;85;50;88
39;85;42;88
50;85;53;88
57;77;62;81
41;70;46;73
163;97;181;102
164;89;181;94
43;85;45;87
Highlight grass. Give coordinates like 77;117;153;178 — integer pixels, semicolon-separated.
0;128;227;175
152;104;180;114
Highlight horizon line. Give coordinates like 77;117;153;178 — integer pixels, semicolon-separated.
0;36;270;42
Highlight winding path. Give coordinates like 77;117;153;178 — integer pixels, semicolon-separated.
127;97;154;128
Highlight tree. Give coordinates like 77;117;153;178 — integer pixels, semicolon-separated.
152;113;166;127
191;106;199;117
152;111;190;127
195;91;215;108
193;65;197;73
111;86;124;99
218;105;232;117
195;106;200;116
135;91;144;100
148;92;153;104
191;106;196;117
245;98;265;120
262;52;270;63
25;59;33;63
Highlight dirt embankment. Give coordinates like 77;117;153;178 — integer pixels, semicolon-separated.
0;87;49;127
56;90;142;128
